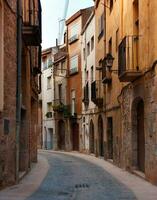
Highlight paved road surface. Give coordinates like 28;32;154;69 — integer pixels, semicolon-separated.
27;152;136;200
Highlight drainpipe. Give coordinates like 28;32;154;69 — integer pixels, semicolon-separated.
16;0;22;183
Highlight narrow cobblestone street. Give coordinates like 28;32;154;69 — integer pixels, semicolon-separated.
28;152;136;200
0;150;157;200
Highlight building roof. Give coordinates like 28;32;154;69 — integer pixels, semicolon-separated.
81;11;95;35
66;6;94;26
54;46;67;64
42;46;58;57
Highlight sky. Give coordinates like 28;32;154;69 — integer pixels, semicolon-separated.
41;0;94;50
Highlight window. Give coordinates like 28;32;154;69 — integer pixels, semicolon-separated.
70;55;78;74
47;102;52;112
86;70;89;83
87;42;90;56
47;102;52;118
109;37;112;54
58;84;62;101
91;36;94;51
69;23;79;44
71;90;76;116
61;61;65;74
110;0;113;12
42;59;47;70
98;13;104;40
54;64;59;76
47;76;51;89
91;66;94;82
48;57;52;68
0;0;3;111
116;29;119;51
70;23;79;38
83;48;86;60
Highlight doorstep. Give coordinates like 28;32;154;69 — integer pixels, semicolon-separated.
132;170;146;180
19;171;27;181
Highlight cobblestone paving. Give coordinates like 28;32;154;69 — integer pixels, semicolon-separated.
27;152;137;200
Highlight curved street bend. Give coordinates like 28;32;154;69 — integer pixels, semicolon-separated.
0;151;157;200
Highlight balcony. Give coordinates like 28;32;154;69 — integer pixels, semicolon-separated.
118;36;142;82
52;99;66;113
22;0;42;46
82;82;89;105
46;112;52;118
91;80;103;108
63;105;77;120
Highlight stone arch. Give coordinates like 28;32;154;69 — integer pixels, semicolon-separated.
89;119;94;154
131;97;145;172
0;0;4;110
98;115;104;156
58;120;65;150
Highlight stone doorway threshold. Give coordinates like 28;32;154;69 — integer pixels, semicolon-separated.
132;170;146;180
19;171;27;181
107;159;113;164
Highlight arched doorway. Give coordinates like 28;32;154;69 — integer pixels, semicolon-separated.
89;120;94;153
132;98;145;173
107;117;113;159
71;123;79;151
98;115;104;156
58;120;65;150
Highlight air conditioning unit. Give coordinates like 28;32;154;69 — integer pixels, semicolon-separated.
68;34;79;44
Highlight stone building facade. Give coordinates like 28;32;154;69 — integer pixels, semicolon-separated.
0;0;17;188
0;0;42;188
93;0;106;157
53;44;69;151
89;0;157;185
81;12;96;154
116;0;157;184
65;7;94;151
41;47;57;150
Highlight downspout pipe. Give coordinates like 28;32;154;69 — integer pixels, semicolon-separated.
16;0;22;183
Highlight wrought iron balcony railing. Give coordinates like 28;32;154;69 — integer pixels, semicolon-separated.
118;35;142;82
46;112;52;118
52;99;65;112
91;80;103;108
82;82;89;105
22;0;42;46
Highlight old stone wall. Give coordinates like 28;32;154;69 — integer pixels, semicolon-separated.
120;67;157;185
0;0;17;188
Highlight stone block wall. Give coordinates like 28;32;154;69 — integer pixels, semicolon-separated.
120;68;157;185
0;0;17;188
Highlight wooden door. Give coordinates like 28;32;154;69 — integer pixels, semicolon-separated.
89;120;94;153
72;123;79;151
98;116;104;156
137;100;145;172
58;120;65;150
107;117;113;159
